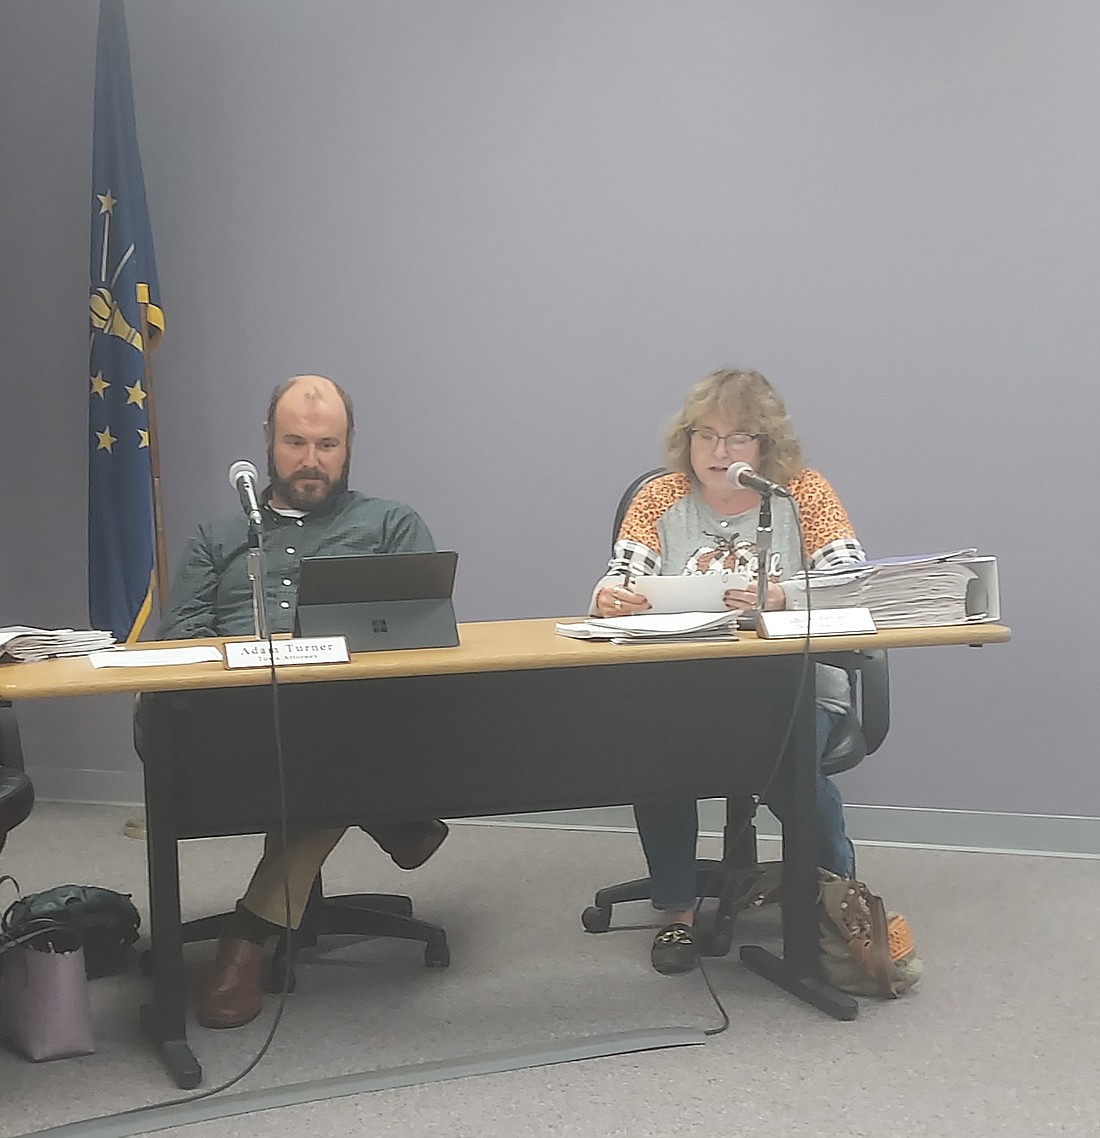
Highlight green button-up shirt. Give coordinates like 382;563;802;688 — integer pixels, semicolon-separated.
157;490;435;639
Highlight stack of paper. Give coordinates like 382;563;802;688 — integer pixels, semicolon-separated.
88;645;224;669
556;611;739;643
0;626;116;663
791;550;988;628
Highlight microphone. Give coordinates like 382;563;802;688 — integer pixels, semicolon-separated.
726;461;792;499
228;460;264;529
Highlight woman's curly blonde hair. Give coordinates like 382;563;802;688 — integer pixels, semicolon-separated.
662;369;803;486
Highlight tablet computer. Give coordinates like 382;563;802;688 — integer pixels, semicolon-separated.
630;571;748;614
294;550;459;652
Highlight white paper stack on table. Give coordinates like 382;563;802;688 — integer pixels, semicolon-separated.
555;611;739;643
0;626;116;663
791;549;999;628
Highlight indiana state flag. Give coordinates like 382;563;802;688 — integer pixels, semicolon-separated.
89;0;164;641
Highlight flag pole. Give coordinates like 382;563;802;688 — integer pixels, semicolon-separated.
124;284;164;844
136;283;169;612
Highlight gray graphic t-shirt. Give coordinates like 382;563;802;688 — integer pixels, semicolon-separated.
594;470;866;711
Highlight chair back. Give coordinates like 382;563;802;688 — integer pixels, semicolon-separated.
611;468;665;547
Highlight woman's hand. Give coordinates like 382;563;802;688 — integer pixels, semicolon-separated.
723;581;786;611
595;582;651;618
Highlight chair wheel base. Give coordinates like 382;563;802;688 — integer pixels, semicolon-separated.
698;926;733;957
581;905;611;933
424;938;450;967
264;960;297;993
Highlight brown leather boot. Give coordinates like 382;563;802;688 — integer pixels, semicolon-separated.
363;819;449;870
197;936;266;1029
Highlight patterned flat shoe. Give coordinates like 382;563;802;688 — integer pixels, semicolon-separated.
650;922;698;974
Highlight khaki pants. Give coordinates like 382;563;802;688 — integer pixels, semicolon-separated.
238;819;441;928
241;826;347;928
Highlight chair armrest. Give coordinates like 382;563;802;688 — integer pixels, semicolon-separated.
0;700;26;772
132;694;145;760
815;649;891;759
856;650;890;755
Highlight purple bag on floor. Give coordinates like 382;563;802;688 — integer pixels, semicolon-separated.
0;935;94;1060
0;883;94;1061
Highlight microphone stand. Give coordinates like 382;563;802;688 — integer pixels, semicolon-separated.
245;519;269;641
737;490;774;632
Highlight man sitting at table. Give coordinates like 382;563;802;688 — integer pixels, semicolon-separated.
157;373;448;1029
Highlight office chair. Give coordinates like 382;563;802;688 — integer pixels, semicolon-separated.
579;469;889;956
0;701;36;856
174;867;449;992
133;701;449;993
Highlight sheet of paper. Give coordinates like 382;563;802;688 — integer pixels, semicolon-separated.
807;549;978;577
88;646;224;668
554;621;615;640
589;611;739;637
630;573;745;614
609;632;738;644
0;626;116;661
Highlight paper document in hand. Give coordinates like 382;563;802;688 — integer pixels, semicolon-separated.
630;573;744;614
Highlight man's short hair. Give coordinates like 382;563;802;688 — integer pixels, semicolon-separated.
265;375;355;442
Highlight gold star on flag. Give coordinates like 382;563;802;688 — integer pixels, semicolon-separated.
97;191;117;215
137;429;150;449
96;427;117;453
125;380;147;408
90;372;110;398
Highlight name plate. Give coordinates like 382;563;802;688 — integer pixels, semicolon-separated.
757;607;876;639
224;637;350;669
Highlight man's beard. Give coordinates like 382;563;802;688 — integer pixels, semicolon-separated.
268;454;349;512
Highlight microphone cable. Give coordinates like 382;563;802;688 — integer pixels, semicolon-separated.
87;514;301;1123
695;497;814;1036
596;496;816;1039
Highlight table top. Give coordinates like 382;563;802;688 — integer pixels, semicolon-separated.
0;617;1011;701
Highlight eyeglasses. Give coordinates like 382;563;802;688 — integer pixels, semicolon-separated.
688;428;761;450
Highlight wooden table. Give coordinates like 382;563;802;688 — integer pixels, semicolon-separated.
0;618;1010;1086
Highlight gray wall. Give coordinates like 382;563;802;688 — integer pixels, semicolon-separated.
1;1;1096;816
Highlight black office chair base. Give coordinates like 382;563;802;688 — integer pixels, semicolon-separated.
140;881;451;988
139;1003;203;1089
582;853;763;942
583;799;762;935
267;891;450;992
586;837;764;942
739;945;859;1020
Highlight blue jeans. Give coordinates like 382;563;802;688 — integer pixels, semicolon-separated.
633;706;856;911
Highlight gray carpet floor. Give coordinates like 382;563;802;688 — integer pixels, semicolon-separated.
1;802;1098;1137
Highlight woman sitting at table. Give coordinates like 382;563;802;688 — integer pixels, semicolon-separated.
589;368;865;975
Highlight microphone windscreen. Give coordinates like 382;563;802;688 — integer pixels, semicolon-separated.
725;461;752;488
228;459;259;488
